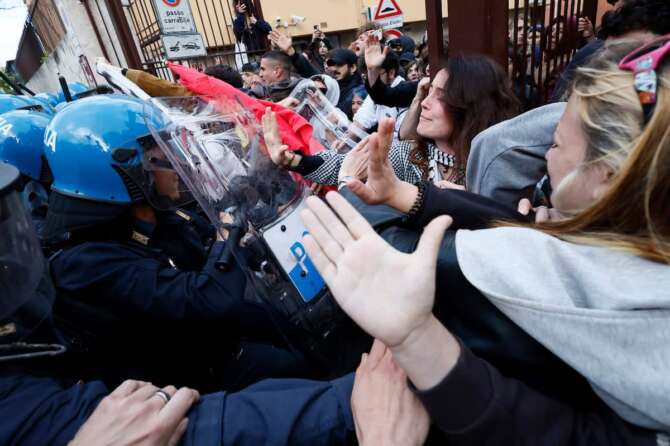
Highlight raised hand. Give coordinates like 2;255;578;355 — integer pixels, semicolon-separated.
301;191;452;348
417;76;431;100
269;30;294;56
338;137;370;184
362;32;389;70
261;107;293;167
346;118;418;213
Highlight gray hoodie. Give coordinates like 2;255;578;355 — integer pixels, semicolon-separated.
455;226;670;432
466;102;566;208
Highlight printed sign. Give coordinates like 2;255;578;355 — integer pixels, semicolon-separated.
152;0;197;34
262;201;326;303
373;0;404;30
162;34;207;60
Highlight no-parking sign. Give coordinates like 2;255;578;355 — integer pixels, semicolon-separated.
152;0;197;34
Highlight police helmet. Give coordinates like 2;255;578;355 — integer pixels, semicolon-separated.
44;94;190;209
55;82;90;104
34;92;59;108
0;94;51;115
0;110;52;182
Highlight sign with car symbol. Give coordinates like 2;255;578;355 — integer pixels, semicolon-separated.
162;34;207;59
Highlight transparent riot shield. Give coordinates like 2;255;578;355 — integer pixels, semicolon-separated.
290;79;369;153
144;97;349;365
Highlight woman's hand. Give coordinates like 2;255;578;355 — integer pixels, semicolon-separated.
352;340;430;446
435;180;465;191
578;17;594;40
517;199;568;223
235;1;246;14
262;108;296;167
416;76;431;101
278;96;299;110
346;118;418;213
69;380;199;446
301;191;452;348
339;138;370;185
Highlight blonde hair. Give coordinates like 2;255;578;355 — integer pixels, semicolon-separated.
531;38;670;263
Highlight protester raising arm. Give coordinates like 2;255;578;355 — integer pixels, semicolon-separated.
362;32;418;108
300;189;656;445
269;31;319;78
362;32;389;88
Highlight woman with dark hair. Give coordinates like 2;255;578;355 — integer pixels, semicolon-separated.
262;54;519;187
306;38;332;74
232;0;272;54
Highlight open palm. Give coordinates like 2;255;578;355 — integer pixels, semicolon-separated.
301;192;451;347
362;33;388;70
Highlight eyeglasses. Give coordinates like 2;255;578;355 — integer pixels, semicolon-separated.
619;35;670;124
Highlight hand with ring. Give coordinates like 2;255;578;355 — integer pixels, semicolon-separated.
68;380;200;446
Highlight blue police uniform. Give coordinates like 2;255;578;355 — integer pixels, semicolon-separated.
41;95;317;391
0;372;354;445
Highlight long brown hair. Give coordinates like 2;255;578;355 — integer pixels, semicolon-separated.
410;54;520;179
530;38;670;264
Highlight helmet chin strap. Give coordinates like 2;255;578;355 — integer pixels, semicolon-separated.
0;343;66;362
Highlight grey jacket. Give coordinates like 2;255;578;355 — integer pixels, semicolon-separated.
456;227;670;433
466;102;566;208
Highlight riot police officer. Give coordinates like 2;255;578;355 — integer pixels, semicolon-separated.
0;109;52;239
0;161;355;445
43;94;314;391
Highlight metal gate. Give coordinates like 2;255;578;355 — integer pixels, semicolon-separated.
123;0;267;79
509;0;598;109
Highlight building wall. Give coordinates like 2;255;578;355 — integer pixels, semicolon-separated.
25;0;127;93
259;0;447;38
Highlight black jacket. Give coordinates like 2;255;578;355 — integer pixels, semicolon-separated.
365;77;418;108
233;14;271;53
338;72;364;120
343;185;659;445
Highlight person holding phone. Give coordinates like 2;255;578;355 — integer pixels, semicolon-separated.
232;0;272;54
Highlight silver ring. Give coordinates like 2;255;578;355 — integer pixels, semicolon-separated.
154;389;171;404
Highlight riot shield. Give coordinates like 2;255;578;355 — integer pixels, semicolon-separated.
290;79;369;153
144;97;355;369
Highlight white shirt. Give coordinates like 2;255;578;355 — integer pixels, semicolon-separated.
353;76;407;139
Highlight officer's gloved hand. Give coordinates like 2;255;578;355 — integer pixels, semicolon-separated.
69;380;199;446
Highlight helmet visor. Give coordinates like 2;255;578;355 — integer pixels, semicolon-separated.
144;96;304;234
0;177;44;321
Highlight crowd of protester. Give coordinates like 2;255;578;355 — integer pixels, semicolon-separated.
1;0;670;444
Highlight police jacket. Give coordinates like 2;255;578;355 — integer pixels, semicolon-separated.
0;370;354;446
50;209;248;322
47;209;281;390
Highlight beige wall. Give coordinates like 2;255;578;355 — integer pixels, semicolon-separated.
259;0;448;37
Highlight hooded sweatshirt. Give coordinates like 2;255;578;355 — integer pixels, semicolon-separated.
455;226;670;432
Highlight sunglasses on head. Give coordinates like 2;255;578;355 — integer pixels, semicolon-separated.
619;35;670;124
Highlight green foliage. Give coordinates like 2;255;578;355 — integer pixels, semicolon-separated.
0;69;18;94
